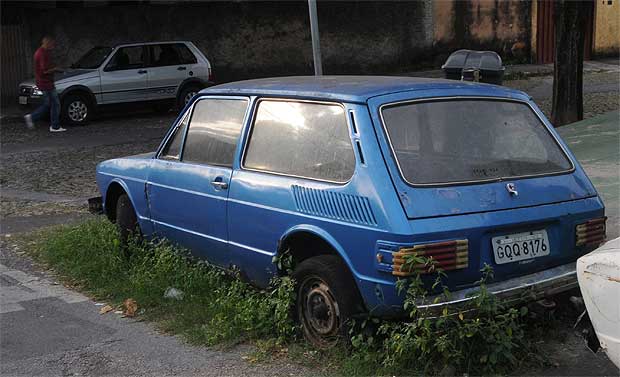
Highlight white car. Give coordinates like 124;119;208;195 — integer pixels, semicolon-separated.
18;41;214;125
577;237;620;369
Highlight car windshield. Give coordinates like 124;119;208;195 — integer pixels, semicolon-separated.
380;99;573;185
72;46;113;69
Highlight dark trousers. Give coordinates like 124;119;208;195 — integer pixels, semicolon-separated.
31;88;60;129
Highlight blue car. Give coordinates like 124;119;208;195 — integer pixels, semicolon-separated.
95;76;606;347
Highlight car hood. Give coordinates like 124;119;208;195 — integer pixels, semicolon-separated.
56;69;98;83
19;69;98;87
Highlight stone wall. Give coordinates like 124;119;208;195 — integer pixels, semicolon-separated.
3;1;435;85
433;0;531;64
1;0;542;102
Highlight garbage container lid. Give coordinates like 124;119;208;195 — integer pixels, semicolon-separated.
442;49;505;72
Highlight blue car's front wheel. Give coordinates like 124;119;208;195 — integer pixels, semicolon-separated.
115;194;140;253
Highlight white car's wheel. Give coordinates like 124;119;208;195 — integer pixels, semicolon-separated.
62;94;92;125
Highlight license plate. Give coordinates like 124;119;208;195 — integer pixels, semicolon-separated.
19;96;28;105
492;230;550;264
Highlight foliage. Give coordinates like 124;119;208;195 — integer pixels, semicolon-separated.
29;219;536;375
345;256;531;375
32;219;296;347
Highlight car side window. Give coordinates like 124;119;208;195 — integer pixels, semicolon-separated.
181;98;248;167
105;46;144;71
150;43;197;67
243;100;356;183
160;112;190;160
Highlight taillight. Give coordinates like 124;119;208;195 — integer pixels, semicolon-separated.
208;68;214;82
392;239;469;277
576;217;607;247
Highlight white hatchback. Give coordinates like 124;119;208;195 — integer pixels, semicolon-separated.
18;41;213;125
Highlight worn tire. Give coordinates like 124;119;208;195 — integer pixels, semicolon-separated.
61;93;92;125
292;255;364;349
115;194;140;249
177;84;201;110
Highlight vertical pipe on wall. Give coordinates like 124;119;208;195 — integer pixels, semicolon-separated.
308;0;323;76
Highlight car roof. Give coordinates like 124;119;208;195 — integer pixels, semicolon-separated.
202;75;528;103
114;41;192;48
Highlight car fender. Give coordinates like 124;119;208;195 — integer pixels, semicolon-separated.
104;178;135;212
176;77;211;98
60;85;98;107
279;224;360;279
104;176;154;234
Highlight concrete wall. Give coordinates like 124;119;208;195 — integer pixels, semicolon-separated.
594;0;620;56
433;0;531;64
2;1;436;85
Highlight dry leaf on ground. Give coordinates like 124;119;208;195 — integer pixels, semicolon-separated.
99;305;114;315
123;298;138;317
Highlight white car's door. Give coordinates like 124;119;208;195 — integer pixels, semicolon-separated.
99;45;148;104
146;43;196;101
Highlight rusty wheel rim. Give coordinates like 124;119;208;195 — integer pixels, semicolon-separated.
298;276;340;348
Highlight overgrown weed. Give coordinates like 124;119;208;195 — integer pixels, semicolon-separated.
24;219;552;375
31;219;296;347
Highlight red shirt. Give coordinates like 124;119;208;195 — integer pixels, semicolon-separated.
34;47;54;90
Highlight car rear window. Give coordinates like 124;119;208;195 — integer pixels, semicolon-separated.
380;99;573;185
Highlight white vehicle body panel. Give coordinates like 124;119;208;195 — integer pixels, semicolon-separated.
99;68;148;104
577;237;620;369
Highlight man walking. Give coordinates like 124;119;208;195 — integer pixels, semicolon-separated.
24;36;66;132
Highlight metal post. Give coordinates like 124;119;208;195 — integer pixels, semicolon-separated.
308;0;323;76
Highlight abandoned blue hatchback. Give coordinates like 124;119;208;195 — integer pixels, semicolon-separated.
95;76;606;347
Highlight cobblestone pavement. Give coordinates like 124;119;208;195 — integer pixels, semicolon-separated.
504;71;620;119
1;109;175;226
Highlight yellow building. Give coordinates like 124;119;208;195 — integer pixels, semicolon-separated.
593;0;620;56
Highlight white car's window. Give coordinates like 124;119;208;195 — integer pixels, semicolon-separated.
381;99;573;185
243;100;355;183
105;46;144;71
181;98;248;167
150;43;197;67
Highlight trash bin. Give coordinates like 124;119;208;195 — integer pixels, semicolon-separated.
441;49;505;85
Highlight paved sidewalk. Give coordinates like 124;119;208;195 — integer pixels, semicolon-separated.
0;245;311;377
557;111;620;239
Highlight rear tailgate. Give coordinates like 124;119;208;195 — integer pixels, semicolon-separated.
391;196;606;290
368;90;598;219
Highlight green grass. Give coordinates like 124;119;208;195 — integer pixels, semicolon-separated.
22;219;558;375
28;219;296;348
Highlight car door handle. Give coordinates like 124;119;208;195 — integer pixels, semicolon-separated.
138;69;147;74
211;181;228;190
177;66;187;71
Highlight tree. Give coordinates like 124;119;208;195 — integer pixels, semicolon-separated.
551;0;590;127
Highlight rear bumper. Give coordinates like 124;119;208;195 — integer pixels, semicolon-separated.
419;262;578;312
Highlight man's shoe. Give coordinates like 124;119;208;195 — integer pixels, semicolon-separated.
24;114;34;129
49;126;67;132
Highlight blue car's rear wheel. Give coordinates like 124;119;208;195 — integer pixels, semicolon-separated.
293;255;362;349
